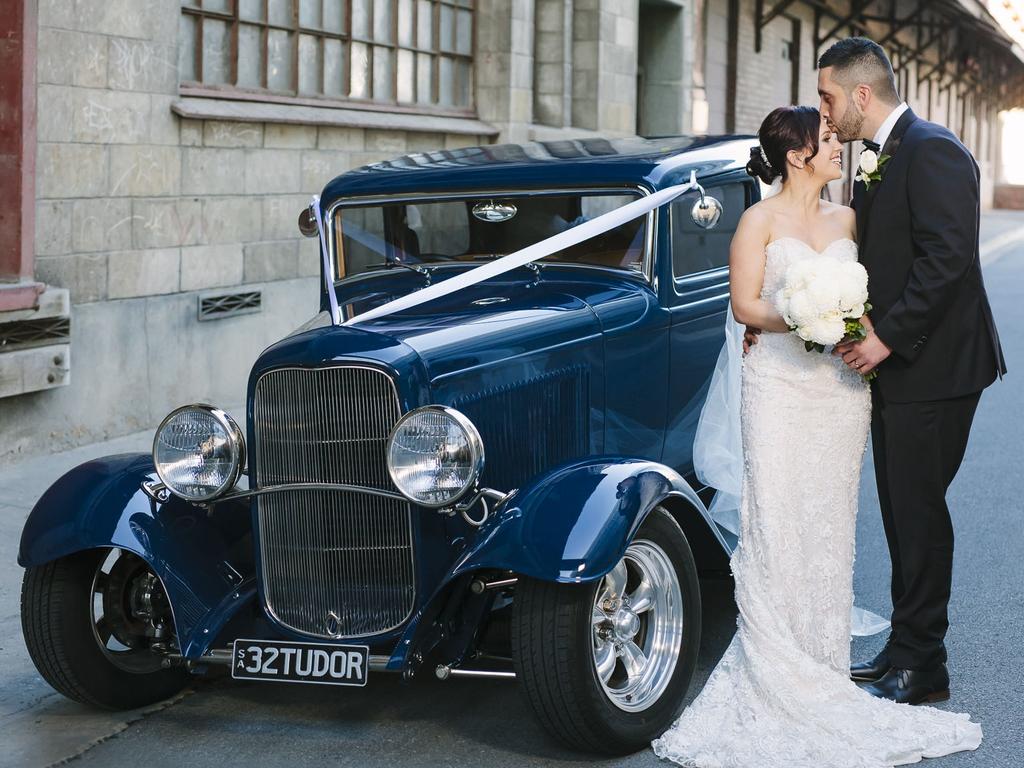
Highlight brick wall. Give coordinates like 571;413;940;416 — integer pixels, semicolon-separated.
726;0;1000;207
732;0;819;133
995;185;1024;209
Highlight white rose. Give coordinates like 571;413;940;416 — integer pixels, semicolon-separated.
838;260;869;290
859;150;878;174
786;291;818;328
806;278;842;315
836;262;869;313
808;316;846;346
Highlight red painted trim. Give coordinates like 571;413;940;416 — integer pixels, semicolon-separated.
0;0;38;311
0;282;44;312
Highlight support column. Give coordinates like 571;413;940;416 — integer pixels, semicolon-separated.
636;0;689;136
571;0;638;134
476;0;535;142
534;0;573;127
0;0;41;310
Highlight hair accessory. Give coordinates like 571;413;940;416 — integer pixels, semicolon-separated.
759;146;772;170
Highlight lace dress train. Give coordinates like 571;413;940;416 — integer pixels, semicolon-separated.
652;238;982;768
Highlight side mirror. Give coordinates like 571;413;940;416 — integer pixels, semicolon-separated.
298;206;319;237
690;195;723;229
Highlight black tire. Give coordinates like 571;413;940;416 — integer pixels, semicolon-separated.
21;549;189;710
511;507;702;755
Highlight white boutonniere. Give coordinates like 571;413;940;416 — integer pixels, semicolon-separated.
855;149;890;191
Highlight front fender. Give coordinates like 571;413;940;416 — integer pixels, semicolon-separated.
450;457;727;583
18;453;253;655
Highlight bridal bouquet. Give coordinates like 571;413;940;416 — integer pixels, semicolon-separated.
773;256;876;378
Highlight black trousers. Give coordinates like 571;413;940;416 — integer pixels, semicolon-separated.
870;386;981;671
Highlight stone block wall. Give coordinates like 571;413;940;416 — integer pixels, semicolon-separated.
1;0;492;460
7;0;654;460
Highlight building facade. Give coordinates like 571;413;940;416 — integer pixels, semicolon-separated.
1;0;1022;459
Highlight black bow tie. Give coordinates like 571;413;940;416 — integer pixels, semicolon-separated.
862;139;880;153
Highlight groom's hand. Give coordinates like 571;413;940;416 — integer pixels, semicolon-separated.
743;326;761;355
835;332;892;375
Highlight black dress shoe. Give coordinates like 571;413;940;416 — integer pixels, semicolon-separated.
850;647;891;682
861;664;950;705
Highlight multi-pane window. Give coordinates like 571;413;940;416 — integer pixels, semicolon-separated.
179;0;475;110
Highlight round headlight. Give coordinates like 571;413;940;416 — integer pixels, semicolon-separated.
387;406;484;508
153;405;245;502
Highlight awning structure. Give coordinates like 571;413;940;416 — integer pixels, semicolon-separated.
754;0;1024;110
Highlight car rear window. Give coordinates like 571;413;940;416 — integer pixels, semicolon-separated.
332;191;647;280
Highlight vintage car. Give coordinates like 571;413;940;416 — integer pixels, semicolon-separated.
19;134;758;754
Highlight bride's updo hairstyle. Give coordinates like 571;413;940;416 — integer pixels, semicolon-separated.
745;105;821;185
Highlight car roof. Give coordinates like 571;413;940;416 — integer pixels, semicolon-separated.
320;134;757;206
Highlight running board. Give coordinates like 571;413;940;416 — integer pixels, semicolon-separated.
435;664;516;680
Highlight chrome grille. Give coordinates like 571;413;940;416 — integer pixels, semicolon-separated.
253;366;415;638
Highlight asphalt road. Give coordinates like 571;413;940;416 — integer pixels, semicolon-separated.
1;213;1022;768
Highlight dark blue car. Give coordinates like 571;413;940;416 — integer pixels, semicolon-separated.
20;135;757;754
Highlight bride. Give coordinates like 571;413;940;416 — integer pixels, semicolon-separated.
652;106;982;767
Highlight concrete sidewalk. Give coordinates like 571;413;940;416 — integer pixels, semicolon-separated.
980;209;1024;265
0;211;1021;768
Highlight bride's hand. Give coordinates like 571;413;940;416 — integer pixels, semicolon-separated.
834;314;873;347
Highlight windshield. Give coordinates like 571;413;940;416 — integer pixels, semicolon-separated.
331;190;647;281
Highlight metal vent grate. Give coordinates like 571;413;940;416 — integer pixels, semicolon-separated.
0;316;71;352
197;290;262;321
451;365;590;492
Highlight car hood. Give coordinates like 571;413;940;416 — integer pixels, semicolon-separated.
258;269;650;383
352;276;610;380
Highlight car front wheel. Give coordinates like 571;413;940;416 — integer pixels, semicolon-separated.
21;548;189;710
511;506;702;754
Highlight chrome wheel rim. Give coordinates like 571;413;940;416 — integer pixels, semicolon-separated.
591;539;683;712
89;549;169;674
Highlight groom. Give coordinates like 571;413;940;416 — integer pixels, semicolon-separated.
816;37;1006;704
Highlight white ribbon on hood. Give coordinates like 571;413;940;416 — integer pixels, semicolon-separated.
313;171;702;326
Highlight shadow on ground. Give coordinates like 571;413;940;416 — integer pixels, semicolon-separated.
36;578;737;768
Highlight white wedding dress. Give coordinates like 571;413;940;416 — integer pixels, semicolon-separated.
653;237;982;768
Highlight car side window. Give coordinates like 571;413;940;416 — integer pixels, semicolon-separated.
671;183;748;279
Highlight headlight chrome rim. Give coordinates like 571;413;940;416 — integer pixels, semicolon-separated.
386;405;484;508
152;404;246;502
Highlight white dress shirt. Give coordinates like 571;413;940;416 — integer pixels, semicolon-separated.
871;102;909;151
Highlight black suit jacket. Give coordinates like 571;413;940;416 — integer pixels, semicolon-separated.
853;108;1006;402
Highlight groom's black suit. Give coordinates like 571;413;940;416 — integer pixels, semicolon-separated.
854;108;1006;671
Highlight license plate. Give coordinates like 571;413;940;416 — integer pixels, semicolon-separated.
231;639;369;687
